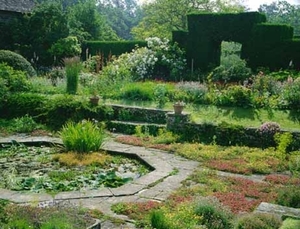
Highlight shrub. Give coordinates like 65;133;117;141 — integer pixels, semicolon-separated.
60;119;105;153
100;37;186;82
154;84;169;108
251;73;281;96
49;36;81;63
0;93;46;119
0;50;36;77
234;213;282;229
283;78;300;109
0;63;31;94
224;85;252;107
64;56;82;94
211;54;252;83
289;153;300;176
120;82;154;101
194;197;233;229
280;218;300;229
258;121;281;147
274;132;293;155
11;114;40;133
276;185;300;208
175;81;208;104
46;67;65;86
150;210;170;229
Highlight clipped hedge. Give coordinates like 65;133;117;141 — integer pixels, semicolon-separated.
174;12;300;71
82;40;147;61
167;116;300;150
0;50;36;77
179;12;266;71
242;24;300;70
1;93;113;130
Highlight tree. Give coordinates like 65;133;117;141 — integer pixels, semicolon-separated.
97;0;143;40
25;1;70;65
259;0;300;36
131;0;246;39
68;0;119;41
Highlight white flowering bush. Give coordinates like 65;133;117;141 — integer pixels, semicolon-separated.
100;37;186;82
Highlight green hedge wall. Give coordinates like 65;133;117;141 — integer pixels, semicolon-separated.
81;40;147;60
182;12;266;71
251;23;294;43
174;12;300;71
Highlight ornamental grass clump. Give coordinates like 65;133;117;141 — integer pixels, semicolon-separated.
60;120;105;153
64;56;82;94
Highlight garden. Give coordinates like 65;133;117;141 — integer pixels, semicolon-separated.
1;34;300;228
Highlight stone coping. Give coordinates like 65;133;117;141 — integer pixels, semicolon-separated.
0;135;199;204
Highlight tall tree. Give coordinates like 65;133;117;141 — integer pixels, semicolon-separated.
259;0;300;36
68;0;119;41
97;0;143;40
131;0;246;39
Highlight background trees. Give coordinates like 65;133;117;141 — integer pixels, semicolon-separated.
258;0;300;36
97;0;143;40
131;0;246;39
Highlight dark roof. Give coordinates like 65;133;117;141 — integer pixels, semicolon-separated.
0;0;35;13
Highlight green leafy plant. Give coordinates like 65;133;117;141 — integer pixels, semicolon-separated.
175;81;208;104
211;54;252;83
64;56;82;94
274;132;293;155
47;67;65;87
283;78;300;109
234;212;282;229
150;210;170;229
154;83;169;108
194;197;233;229
0;63;31;94
49;36;81;63
11;114;40;133
280;218;300;229
60;119;105;153
276;185;300;208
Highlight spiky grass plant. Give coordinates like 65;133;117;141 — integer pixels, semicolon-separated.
64;56;81;94
60;120;105;154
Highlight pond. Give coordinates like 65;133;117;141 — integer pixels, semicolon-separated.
0;142;151;193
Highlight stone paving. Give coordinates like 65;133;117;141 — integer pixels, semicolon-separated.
1;135;300;228
0;135;199;229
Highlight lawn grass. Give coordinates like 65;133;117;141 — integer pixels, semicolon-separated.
188;104;300;131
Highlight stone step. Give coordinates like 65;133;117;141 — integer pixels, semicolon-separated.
255;202;300;219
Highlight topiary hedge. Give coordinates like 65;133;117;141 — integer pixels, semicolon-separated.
0;50;36;77
82;40;147;61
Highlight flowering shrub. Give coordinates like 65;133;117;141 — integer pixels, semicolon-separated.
175;81;208;103
282;78;300;109
258;122;281;147
101;37;186;82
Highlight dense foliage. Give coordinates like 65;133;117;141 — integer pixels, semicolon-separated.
0;50;36;77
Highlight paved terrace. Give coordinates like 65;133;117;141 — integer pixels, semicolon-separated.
0;135;199;228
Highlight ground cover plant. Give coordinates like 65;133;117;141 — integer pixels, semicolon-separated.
113;130;300;228
0;201;98;229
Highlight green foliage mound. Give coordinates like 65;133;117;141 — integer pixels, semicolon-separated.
234;212;282;229
280;218;300;229
276;185;300;208
0;63;31;102
0;50;36;77
195;198;233;229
